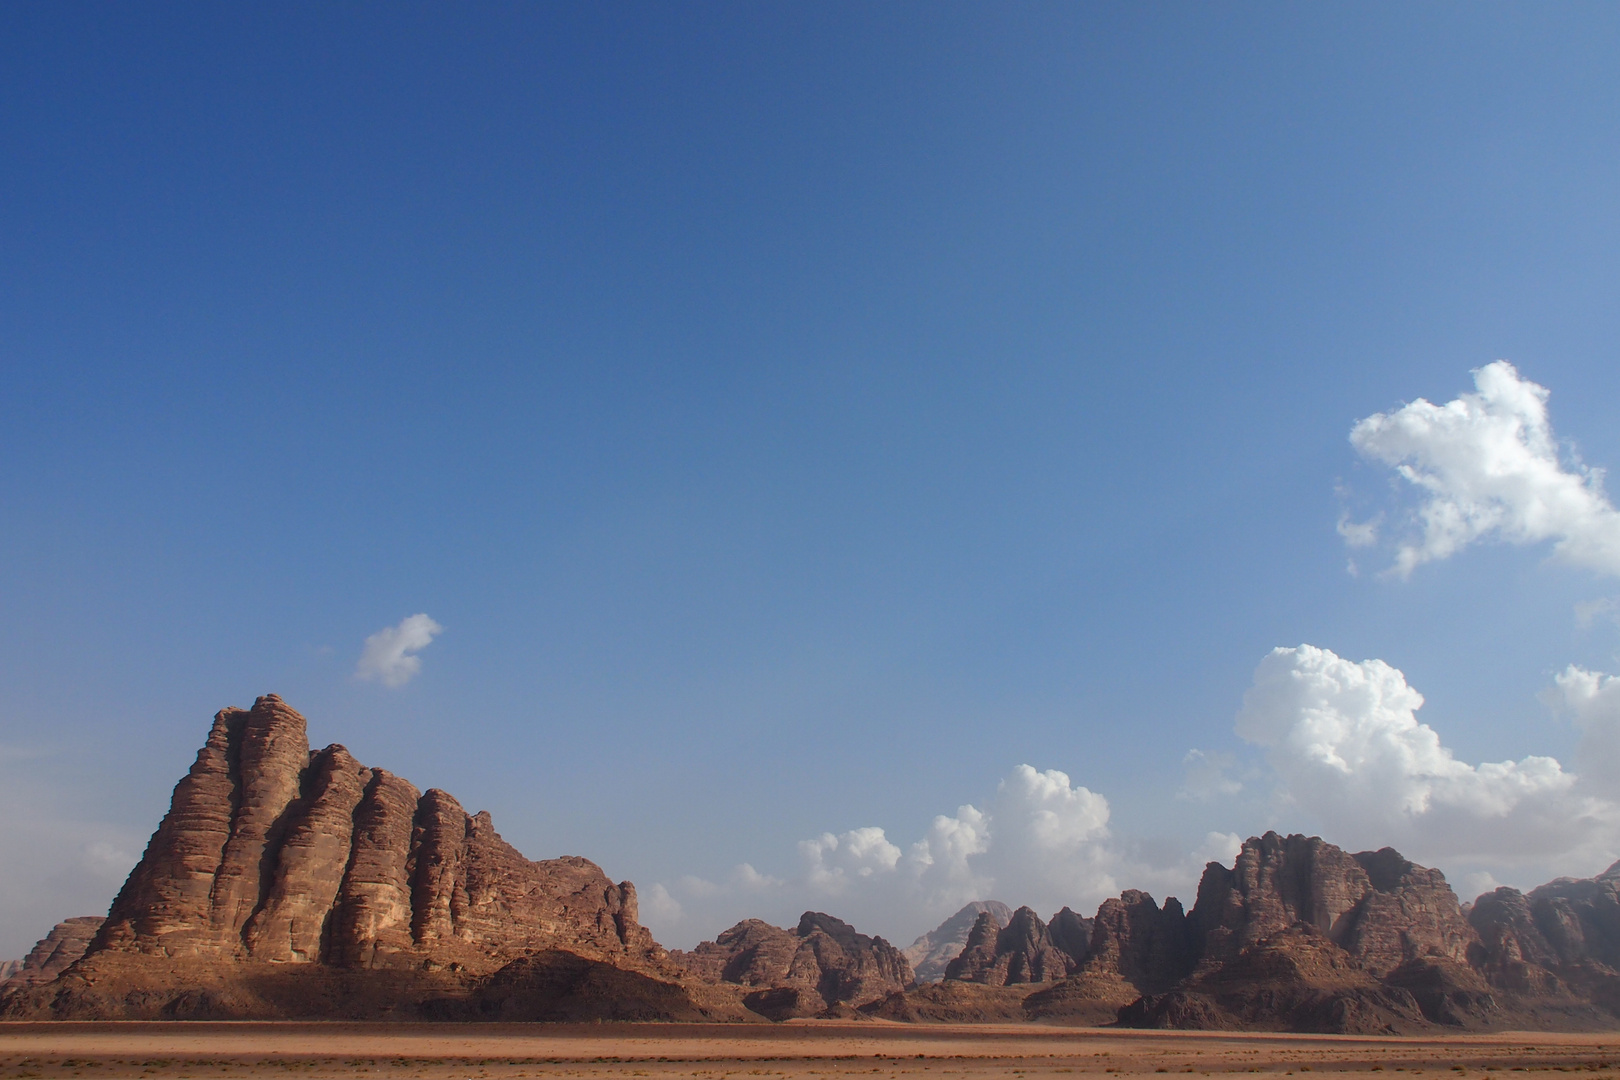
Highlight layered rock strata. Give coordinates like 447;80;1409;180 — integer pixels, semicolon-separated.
1192;835;1475;976
0;918;104;989
1;694;714;1021
91;695;656;971
670;911;913;1018
944;906;1085;985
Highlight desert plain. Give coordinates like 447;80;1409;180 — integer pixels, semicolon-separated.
3;1023;1619;1080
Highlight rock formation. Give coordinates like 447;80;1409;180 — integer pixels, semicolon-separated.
669;911;913;1018
1466;860;1620;1013
0;694;745;1022
943;905;1085;984
903;900;1012;983
877;833;1620;1032
0;918;104;989
1192;834;1476;976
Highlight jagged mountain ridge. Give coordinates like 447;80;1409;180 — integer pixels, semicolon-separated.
8;691;1620;1030
869;832;1620;1032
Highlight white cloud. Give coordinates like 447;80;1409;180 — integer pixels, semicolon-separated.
355;613;443;687
1347;361;1620;578
1178;749;1244;801
1554;665;1620;798
1236;644;1619;871
644;764;1176;950
801;827;903;891
1336;511;1380;548
1575;597;1620;630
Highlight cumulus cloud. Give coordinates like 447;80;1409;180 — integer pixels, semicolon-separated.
1554;666;1620;798
355;613;443;687
1236;644;1619;871
1346;361;1620;578
643;764;1220;949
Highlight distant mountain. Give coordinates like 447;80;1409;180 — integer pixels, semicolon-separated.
903;900;1012;982
944;904;1091;984
0;917;102;990
872;832;1620;1032
669;911;913;1018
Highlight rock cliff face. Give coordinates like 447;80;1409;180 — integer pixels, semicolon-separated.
943;906;1085;985
0;918;104;989
92;695;655;971
904;901;1012;983
0;695;741;1022
669;911;913;1018
1466;860;1620;1010
1191;834;1475;976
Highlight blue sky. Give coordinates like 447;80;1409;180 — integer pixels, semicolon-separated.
5;3;1620;956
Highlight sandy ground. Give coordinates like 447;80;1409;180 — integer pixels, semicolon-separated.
2;1023;1619;1080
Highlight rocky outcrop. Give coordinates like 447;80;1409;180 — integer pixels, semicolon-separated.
1086;889;1196;993
0;918;104;989
2;694;679;1021
1191;833;1475;976
669;911;912;1018
1120;925;1432;1034
903;901;1011;983
943;906;1084;984
1465;861;1620;1016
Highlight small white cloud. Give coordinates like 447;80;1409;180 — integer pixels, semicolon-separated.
1178;749;1244;801
1461;870;1504;900
1348;362;1620;578
1575;597;1620;630
642;883;684;925
356;613;444;687
1192;831;1244;868
1337;512;1380;548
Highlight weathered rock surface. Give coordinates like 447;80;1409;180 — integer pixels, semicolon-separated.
903;901;1012;983
1120;925;1432;1034
2;694;685;1021
943;906;1084;985
0;918;104;989
1465;861;1620;1017
669;911;912;1017
1191;833;1475;976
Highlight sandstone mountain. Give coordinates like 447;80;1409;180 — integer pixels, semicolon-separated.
669;911;913;1019
944;905;1087;984
1467;859;1620;1012
903;901;1012;982
13;694;1620;1032
0;695;749;1022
